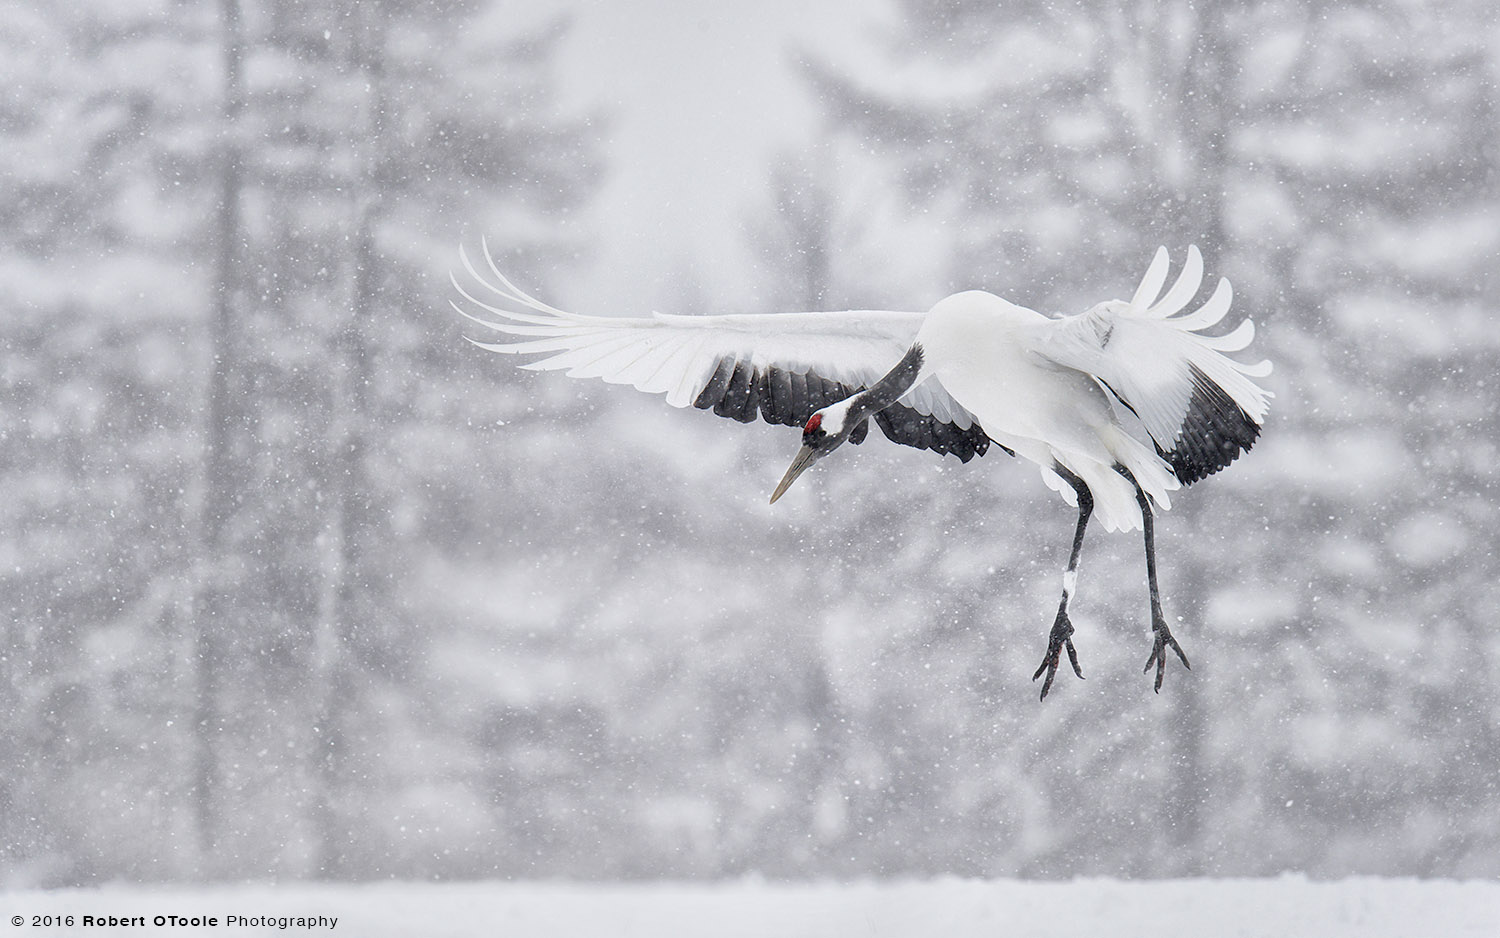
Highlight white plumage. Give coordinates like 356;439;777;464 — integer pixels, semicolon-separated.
903;246;1271;533
456;241;1272;698
453;243;981;432
1039;247;1271;473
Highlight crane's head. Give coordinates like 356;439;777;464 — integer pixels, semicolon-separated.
769;401;856;504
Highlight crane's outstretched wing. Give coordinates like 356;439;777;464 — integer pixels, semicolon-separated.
454;242;994;462
1036;246;1273;484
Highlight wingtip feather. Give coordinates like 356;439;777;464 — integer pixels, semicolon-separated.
1129;247;1171;312
1149;245;1204;319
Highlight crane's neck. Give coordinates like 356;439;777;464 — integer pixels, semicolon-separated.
847;343;926;424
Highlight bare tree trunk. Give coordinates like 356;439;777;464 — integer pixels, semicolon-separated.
1158;0;1240;876
192;0;246;867
311;1;386;879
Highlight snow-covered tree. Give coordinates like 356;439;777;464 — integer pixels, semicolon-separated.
765;0;1500;877
0;0;599;883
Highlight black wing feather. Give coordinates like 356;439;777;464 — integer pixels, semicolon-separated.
710;360;754;422
764;367;794;424
1159;363;1262;485
694;358;735;411
691;354;998;463
874;403;996;463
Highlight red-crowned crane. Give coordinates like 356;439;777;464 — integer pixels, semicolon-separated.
455;243;1271;699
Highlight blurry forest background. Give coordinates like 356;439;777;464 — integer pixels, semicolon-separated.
3;0;1498;886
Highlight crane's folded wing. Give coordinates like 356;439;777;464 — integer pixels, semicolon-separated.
1034;247;1273;485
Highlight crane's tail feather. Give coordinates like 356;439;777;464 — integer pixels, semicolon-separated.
1048;431;1177;534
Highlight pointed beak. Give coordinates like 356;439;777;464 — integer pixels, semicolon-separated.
770;444;820;504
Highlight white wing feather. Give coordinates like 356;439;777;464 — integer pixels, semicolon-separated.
1037;246;1272;456
455;243;980;429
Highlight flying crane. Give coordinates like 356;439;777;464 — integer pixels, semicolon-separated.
454;243;1272;699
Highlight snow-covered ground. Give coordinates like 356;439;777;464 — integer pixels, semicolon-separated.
5;878;1497;937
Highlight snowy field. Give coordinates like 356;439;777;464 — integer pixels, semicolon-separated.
4;878;1497;937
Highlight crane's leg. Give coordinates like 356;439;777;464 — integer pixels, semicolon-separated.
1032;465;1091;701
1116;466;1191;692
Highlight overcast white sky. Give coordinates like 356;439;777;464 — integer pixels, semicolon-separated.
530;0;888;314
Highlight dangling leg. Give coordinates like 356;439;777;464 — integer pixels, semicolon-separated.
1032;465;1091;701
1116;466;1190;692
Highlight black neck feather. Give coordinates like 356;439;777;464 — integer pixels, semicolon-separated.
849;343;925;424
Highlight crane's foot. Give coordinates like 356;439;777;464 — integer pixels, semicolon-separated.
1144;614;1191;693
1032;608;1083;701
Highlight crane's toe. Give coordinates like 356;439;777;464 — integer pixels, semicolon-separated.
1032;608;1084;701
1144;617;1191;693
